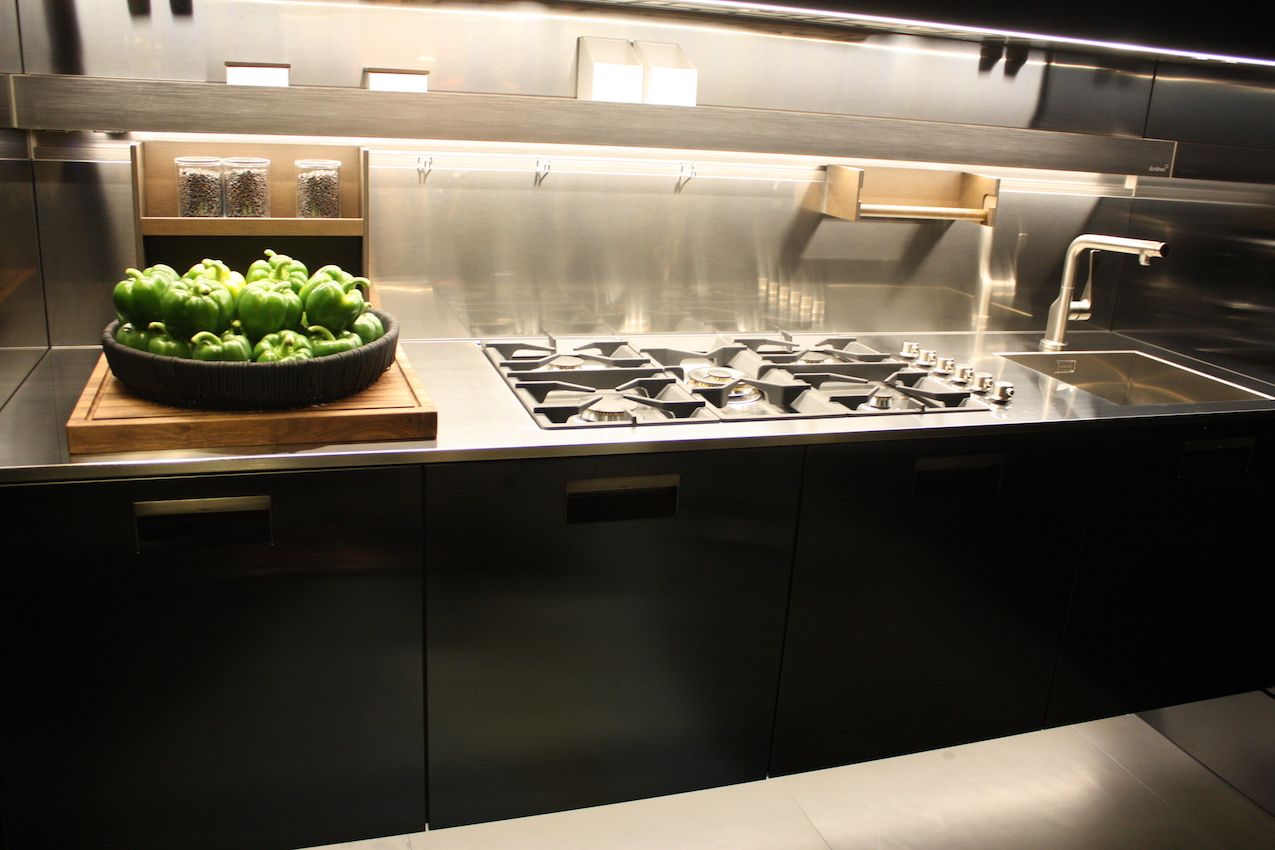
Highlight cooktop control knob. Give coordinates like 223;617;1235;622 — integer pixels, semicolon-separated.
971;373;995;393
917;349;937;367
991;381;1015;403
899;341;920;359
953;365;975;384
934;356;955;375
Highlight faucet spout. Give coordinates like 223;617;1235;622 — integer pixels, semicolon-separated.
1040;234;1167;351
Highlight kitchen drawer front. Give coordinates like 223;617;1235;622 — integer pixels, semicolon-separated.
425;447;803;828
771;431;1097;776
1047;417;1275;725
0;466;426;850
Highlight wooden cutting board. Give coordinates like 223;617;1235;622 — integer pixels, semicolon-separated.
66;351;437;455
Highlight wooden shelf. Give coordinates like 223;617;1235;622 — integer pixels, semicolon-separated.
140;217;364;236
810;164;1000;226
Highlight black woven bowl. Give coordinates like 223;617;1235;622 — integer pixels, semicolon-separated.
102;310;399;410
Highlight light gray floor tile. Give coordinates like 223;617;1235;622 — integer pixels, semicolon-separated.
1076;713;1275;850
299;835;413;850
775;723;1229;850
409;779;831;850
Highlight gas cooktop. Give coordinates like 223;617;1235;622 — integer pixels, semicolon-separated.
482;333;1013;428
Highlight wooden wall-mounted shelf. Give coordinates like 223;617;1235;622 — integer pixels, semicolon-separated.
134;140;365;237
811;164;1000;226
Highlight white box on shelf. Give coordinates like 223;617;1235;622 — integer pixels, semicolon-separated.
634;41;697;106
363;68;431;93
225;62;291;87
576;37;644;103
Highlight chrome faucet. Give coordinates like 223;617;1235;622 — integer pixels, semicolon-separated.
1040;234;1167;351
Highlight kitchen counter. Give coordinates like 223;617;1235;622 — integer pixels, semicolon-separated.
2;329;1274;484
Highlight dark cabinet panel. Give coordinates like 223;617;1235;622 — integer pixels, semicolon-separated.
1047;418;1275;725
771;432;1095;776
425;448;803;828
0;467;425;850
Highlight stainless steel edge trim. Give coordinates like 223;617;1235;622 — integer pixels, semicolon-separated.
10;75;1176;175
133;495;272;517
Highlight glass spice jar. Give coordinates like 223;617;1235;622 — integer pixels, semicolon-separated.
295;159;342;218
175;156;223;217
222;157;271;217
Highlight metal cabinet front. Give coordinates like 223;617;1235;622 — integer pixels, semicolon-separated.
0;466;425;850
424;447;803;828
770;431;1096;776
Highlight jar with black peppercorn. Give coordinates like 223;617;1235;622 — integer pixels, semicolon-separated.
223;157;271;217
295;159;341;218
175;156;224;217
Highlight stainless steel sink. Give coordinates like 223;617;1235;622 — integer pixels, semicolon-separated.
999;351;1272;406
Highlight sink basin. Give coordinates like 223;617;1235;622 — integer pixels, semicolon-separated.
999;351;1272;406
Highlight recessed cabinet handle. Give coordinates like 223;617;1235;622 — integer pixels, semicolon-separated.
912;454;1005;504
1180;437;1255;480
565;475;680;523
134;495;273;552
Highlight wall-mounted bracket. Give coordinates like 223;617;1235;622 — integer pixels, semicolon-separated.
809;164;999;226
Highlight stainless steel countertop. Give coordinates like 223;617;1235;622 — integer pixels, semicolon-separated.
3;330;1275;485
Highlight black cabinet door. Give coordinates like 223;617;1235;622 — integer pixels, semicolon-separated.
771;432;1095;776
425;448;802;828
1047;417;1275;725
0;467;425;850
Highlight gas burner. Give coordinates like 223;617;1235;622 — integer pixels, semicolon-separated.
546;355;586;371
798;349;838;364
685;366;763;404
577;396;637;423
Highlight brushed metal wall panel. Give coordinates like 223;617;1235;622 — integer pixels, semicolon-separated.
1113;177;1275;383
0;158;47;349
16;0;1149;139
0;75;12;129
1148;63;1275;150
11;75;1177;176
369;151;1134;337
0;2;20;73
34;159;137;346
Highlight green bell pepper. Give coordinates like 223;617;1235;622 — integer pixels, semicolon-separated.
306;324;362;357
144;322;191;359
350;312;385;345
112;265;177;326
115;322;155;352
191;328;253;362
238;281;303;342
245;249;309;293
185;258;246;299
159;276;236;337
252;330;314;363
299;265;371;305
302;279;366;333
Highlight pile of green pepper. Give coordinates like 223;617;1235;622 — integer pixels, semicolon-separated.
112;249;385;363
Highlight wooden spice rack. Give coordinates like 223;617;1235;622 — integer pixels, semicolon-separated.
132;140;366;237
809;164;1000;226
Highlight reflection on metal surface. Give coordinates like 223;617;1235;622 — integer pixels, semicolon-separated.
0;159;49;350
1000;351;1270;405
1148;62;1275;151
0;5;19;73
0;75;12;130
1114;178;1275;383
34;160;138;346
370;147;1137;338
9;74;1178;176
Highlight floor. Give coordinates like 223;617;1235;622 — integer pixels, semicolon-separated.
301;711;1275;850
